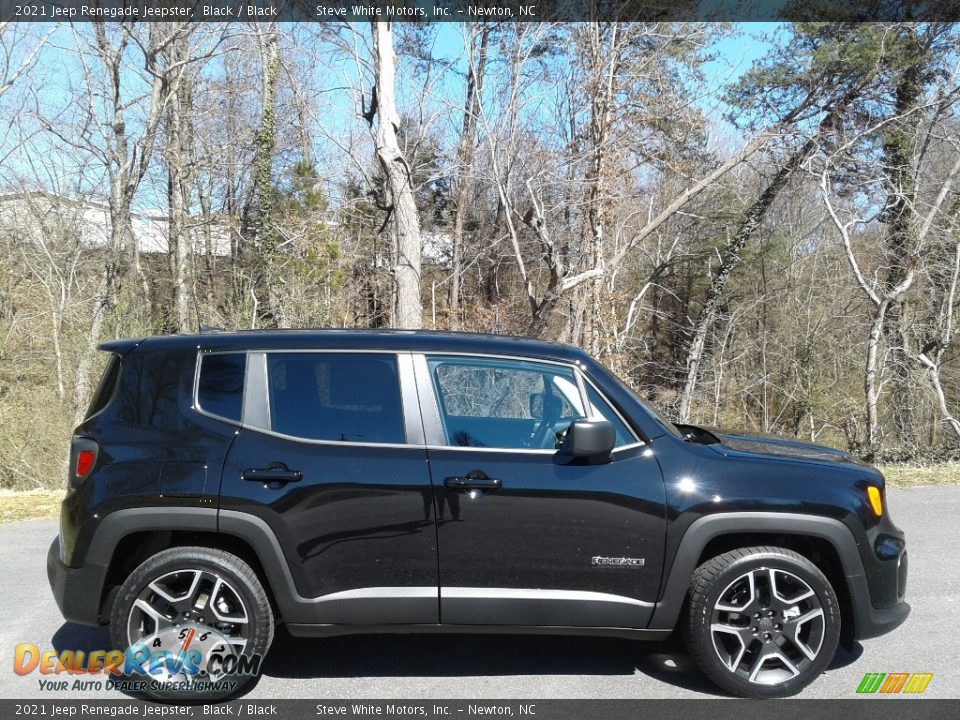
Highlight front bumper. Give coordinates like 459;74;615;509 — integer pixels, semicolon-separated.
850;575;910;640
46;537;109;626
849;512;909;640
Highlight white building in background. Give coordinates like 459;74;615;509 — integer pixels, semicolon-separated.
421;230;452;267
0;190;232;256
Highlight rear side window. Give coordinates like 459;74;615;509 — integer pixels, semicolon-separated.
85;353;121;419
267;353;405;444
197;353;247;422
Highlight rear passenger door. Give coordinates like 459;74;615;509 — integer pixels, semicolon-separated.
217;351;438;625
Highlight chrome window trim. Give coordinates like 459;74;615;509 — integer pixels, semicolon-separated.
424;441;646;456
246;348;401;355
192;349;247;428
426;444;561;456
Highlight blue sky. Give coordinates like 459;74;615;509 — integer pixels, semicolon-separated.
3;21;784;210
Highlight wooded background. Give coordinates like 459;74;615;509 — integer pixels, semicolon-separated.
0;21;958;489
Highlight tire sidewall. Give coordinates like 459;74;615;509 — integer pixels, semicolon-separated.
109;548;273;702
688;549;841;698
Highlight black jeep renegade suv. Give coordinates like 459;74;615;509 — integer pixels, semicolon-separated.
47;330;909;698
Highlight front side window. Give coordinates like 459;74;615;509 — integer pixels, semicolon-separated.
427;356;634;450
197;353;246;422
267;353;405;444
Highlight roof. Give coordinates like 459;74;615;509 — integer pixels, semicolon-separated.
102;329;590;364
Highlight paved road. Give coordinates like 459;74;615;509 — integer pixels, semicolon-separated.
2;485;957;700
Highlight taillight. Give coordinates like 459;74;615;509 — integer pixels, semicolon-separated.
70;438;99;488
76;450;95;478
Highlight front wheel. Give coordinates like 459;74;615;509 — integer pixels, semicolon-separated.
109;547;274;701
683;546;841;698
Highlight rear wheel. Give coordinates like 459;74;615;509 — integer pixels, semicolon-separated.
110;547;274;701
683;546;840;697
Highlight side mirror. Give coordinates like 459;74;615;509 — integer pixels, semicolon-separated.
561;420;615;462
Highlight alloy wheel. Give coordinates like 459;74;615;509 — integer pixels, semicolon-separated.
126;568;250;682
709;567;826;686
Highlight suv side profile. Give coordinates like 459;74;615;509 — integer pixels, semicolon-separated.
47;330;909;699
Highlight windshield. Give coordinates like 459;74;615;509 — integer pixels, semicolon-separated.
589;360;685;440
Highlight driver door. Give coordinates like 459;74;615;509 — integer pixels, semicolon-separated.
417;354;666;629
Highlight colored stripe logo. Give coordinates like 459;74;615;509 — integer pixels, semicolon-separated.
857;672;932;694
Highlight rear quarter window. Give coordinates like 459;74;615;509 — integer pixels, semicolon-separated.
114;350;184;429
85;353;121;419
197;353;246;422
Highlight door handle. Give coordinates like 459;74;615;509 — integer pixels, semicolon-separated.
242;466;303;484
444;475;502;491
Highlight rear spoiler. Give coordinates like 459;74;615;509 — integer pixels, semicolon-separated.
97;338;144;357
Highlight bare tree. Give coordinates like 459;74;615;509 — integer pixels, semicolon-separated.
240;24;283;327
367;21;422;329
60;22;196;419
448;23;490;328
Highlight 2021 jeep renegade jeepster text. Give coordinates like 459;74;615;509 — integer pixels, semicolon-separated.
47;330;909;698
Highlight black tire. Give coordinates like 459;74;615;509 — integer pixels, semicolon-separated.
683;546;840;698
110;546;274;701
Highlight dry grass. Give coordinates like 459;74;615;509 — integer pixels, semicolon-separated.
0;489;63;522
879;462;960;487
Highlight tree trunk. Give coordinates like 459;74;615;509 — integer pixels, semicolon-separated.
241;27;282;327
371;21;422;329
677;138;815;421
865;300;890;457
584;23;617;356
880;57;924;450
448;24;489;327
165;32;194;332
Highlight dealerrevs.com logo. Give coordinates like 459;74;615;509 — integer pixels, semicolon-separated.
14;624;262;694
856;672;933;694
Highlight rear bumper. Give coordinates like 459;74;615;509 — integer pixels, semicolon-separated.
46;537;108;626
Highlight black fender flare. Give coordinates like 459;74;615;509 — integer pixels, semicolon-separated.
648;512;874;635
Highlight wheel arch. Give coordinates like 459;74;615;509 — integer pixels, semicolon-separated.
88;508;298;624
649;512;863;644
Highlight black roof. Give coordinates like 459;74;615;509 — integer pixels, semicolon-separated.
101;329;589;364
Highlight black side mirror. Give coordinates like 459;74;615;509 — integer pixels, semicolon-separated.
561;420;615;462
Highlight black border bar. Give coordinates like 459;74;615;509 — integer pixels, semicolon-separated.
1;0;959;23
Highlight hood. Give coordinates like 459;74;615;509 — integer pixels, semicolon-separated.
675;424;867;467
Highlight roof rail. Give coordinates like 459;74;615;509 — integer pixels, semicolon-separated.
198;324;226;335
